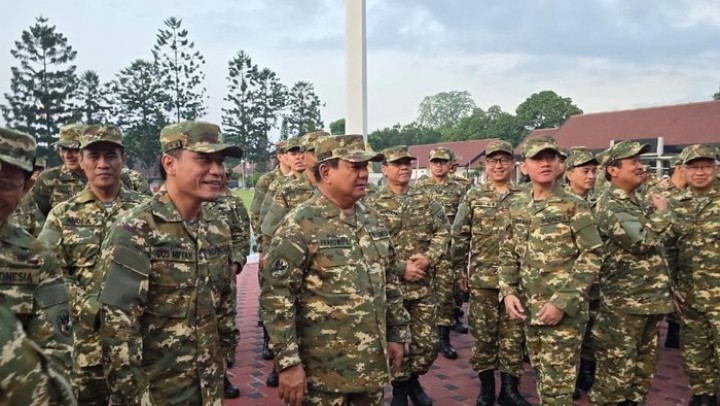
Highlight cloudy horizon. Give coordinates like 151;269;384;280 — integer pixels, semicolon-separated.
1;0;719;136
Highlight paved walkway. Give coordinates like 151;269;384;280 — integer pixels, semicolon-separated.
226;264;692;405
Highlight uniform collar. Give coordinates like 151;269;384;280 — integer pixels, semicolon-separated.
151;190;211;223
74;186;134;204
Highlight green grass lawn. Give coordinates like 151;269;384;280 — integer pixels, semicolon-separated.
233;189;254;209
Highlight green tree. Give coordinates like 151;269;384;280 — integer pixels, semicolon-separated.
1;16;78;161
74;70;112;123
222;51;264;168
329;118;345;135
713;87;720;100
106;59;169;167
285;81;324;137
416;90;476;129
368;122;441;151
515;90;582;130
251;67;287;168
152;17;207;121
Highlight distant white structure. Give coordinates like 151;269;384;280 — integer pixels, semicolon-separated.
346;0;367;142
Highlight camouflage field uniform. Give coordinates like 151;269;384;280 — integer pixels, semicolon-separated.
0;296;77;406
10;193;45;236
120;167;152;195
499;183;603;405
590;151;675;405
97;121;242;406
40;186;145;404
260;135;409;404
452;181;526;376
0;127;74;374
250;166;281;247
413;155;469;328
668;145;720;398
366;148;449;380
261;171;317;241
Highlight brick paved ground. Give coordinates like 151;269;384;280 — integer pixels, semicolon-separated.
226;263;692;405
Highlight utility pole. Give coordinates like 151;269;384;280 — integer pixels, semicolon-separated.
345;0;368;142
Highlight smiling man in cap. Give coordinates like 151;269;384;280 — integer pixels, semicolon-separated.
97;120;242;405
590;140;674;406
499;136;603;405
39;124;147;405
261;134;409;406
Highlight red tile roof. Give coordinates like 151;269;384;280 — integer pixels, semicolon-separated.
514;128;559;155
552;100;720;152
407;139;500;169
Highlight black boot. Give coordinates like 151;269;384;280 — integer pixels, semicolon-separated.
475;370;495;406
261;327;274;360
438;326;458;359
265;367;279;387
617;401;638;406
689;394;718;406
497;372;532;406
664;320;680;349
391;379;410;406
575;359;596;392
223;375;240;399
408;374;433;406
452;309;469;334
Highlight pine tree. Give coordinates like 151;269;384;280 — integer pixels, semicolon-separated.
152;17;207;122
1;16;78;160
285;81;324;137
251;67;287;170
106;59;169;167
74;70;112;123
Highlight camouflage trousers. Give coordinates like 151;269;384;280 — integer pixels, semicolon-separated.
580;296;601;362
468;287;525;376
434;258;460;327
397;294;438;379
304;389;384;405
680;304;720;395
72;365;108;405
589;309;663;405
525;314;586;406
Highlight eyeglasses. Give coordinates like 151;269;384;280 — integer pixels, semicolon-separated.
684;164;716;172
486;157;513;167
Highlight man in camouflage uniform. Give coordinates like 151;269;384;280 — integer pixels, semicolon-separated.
0;127;74;376
414;146;470;359
667;144;719;406
563;147;600;398
97;120;242;405
0;293;77;405
260;134;409;406
452;140;532;406
590;141;674;406
11;157;48;237
38;125;146;405
499;136;603;405
205;165;251;398
366;145;449;406
32;123;87;217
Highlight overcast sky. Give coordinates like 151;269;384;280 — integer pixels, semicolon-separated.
1;0;719;134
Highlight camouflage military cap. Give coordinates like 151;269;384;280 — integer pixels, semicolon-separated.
521;136;561;159
80;124;124;149
429;147;452;161
485;140;513;156
274;140;287;154
681;144;718;164
604;140;650;164
285;136;305;152
566;147;598;170
669;155;682;166
316;134;383;163
383;145;416;163
301;131;330;151
160;120;243;158
53;123;85;149
0;127;37;172
558;147;569;159
33;156;46;170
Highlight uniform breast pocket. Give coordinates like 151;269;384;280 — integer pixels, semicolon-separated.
146;260;194;318
538;223;577;264
472;205;497;235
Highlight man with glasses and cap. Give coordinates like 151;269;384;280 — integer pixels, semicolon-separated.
590;140;674;406
366;145;449;406
38;124;146;405
414;146;470;359
260;134;409;406
0;126;75;402
666;144;720;406
97;120;243;405
452;140;532;406
500;136;603;405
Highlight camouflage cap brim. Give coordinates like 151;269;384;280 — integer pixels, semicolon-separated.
53;139;81;149
613;143;650;161
386;153;417;163
0;153;33;172
340;151;384;163
81;139;124;150
186;143;244;159
524;145;561;159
